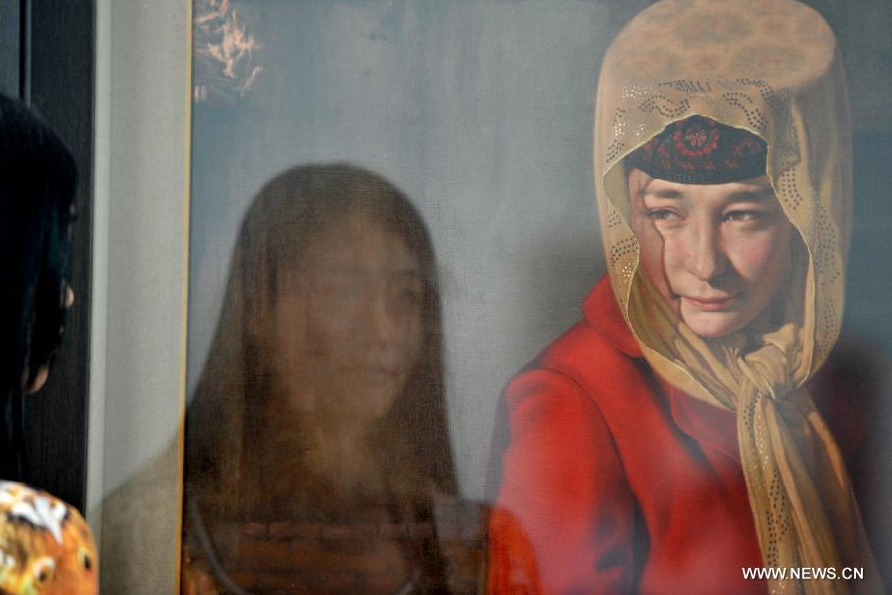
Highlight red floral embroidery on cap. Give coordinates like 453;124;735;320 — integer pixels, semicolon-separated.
624;115;767;184
672;120;720;157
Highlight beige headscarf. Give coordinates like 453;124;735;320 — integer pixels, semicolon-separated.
594;1;879;593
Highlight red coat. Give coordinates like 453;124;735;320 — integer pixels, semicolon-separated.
488;276;877;594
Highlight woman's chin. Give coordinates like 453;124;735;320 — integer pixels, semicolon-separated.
682;309;750;339
332;384;401;422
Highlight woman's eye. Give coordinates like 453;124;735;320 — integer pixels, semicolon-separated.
403;289;422;305
724;210;763;223
341;286;365;299
324;281;365;302
648;208;678;222
395;284;423;307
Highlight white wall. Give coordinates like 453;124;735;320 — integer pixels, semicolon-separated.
88;0;189;591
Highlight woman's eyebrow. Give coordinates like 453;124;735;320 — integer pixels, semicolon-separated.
727;188;776;202
642;187;776;201
643;187;685;199
322;264;423;277
395;268;424;279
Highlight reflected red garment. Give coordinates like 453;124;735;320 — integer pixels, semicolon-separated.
488;276;869;595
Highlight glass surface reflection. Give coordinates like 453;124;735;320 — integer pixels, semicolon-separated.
183;164;482;594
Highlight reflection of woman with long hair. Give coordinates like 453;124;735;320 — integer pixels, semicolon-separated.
185;164;457;593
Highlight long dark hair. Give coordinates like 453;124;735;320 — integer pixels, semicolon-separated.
0;96;76;481
186;163;457;516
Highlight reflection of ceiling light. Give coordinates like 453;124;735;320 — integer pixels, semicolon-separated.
193;0;263;106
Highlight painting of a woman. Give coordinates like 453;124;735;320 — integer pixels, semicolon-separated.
488;0;886;592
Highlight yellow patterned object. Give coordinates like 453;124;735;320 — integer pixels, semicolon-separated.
0;482;97;595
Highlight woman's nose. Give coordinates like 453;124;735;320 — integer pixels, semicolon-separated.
684;222;727;282
369;295;400;345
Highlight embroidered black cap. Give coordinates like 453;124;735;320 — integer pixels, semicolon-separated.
625;115;767;184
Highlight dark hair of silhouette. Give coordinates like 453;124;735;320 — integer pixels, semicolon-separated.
0;95;77;481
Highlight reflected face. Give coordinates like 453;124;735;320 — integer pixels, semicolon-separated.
628;167;793;338
274;210;424;423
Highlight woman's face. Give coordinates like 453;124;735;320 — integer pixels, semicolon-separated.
628;167;793;338
274;209;424;424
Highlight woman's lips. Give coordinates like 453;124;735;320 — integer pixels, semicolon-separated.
682;295;736;311
366;366;401;383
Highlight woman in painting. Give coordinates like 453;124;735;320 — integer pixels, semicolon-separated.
184;163;476;594
488;0;887;593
